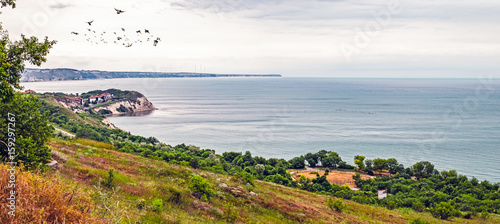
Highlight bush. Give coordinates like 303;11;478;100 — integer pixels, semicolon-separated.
189;175;215;200
102;169;115;188
412;201;425;212
222;203;239;223
151;199;163;212
327;198;345;212
430;202;460;220
410;217;431;224
481;211;490;220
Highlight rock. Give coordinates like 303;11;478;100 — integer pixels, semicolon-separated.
46;160;58;170
219;183;228;188
249;191;258;196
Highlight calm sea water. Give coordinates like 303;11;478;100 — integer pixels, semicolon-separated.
23;78;500;183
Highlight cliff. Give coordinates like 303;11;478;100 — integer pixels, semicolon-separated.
94;95;157;115
21;68;281;82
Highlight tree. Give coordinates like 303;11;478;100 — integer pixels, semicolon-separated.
0;0;56;167
364;159;373;171
430;202;460;220
1;5;56;101
412;161;435;179
354;155;365;170
0;94;52;167
288;156;305;169
372;158;387;171
322;152;342;168
305;152;317;167
386;158;403;174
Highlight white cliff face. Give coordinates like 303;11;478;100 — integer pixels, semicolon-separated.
94;96;157;115
54;97;85;113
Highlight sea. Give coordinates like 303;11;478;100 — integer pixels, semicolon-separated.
23;77;500;183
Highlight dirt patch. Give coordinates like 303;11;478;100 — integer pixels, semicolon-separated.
293;170;373;188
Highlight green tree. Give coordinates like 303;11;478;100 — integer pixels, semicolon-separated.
430;202;460;220
0;94;52;167
0;0;56;167
412;161;435;179
189;175;215;200
322;152;342;168
354;155;365;170
0;4;56;101
372;158;387;171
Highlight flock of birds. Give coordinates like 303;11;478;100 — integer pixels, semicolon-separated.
70;8;161;48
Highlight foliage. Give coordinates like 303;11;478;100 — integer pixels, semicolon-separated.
102;169;115;188
0;94;52;168
151;199;163;212
0;164;101;223
222;203;239;223
410;217;431;224
0;16;56;102
92;182;124;223
189;175;215;201
430;202;460;220
326;198;345;212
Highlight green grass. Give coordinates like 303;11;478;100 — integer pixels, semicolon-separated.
43;138;500;224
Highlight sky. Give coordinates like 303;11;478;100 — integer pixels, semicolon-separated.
1;0;500;78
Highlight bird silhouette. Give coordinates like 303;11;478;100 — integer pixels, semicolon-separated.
153;39;160;47
136;30;142;34
71;32;79;35
125;43;133;47
114;8;125;14
87;20;94;26
117;37;122;40
121;28;125;32
145;29;150;34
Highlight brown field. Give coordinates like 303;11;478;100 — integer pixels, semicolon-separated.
291;170;373;188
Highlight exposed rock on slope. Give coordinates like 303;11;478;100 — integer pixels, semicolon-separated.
94;94;156;115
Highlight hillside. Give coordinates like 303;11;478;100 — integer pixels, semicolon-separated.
20;68;281;82
4;138;496;223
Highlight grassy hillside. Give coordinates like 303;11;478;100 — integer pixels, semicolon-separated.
28;138;494;223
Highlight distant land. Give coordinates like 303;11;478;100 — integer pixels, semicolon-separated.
20;68;282;82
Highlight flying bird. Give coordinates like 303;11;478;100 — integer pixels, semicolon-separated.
114;8;125;14
86;20;94;26
153;39;160;47
71;32;79;35
125;43;133;47
121;28;125;32
136;30;142;34
145;29;150;34
117;37;122;40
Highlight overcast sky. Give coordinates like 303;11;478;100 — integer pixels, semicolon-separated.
2;0;499;77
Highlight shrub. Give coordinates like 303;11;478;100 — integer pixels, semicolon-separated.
412;201;425;212
168;188;183;204
136;199;146;210
189;175;215;200
410;217;431;224
222;203;239;223
481;211;490;220
238;171;254;186
0;164;101;223
151;199;163;212
327;198;345;212
102;169;115;188
430;202;460;220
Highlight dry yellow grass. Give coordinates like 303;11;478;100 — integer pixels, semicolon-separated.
0;164;104;223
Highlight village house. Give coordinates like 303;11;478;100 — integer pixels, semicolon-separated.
68;96;83;105
22;89;36;94
88;92;113;104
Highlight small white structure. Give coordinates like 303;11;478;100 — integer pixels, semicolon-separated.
378;190;387;199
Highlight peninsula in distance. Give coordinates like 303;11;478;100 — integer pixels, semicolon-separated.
21;68;282;82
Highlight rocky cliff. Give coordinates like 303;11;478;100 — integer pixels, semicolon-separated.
94;96;157;115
